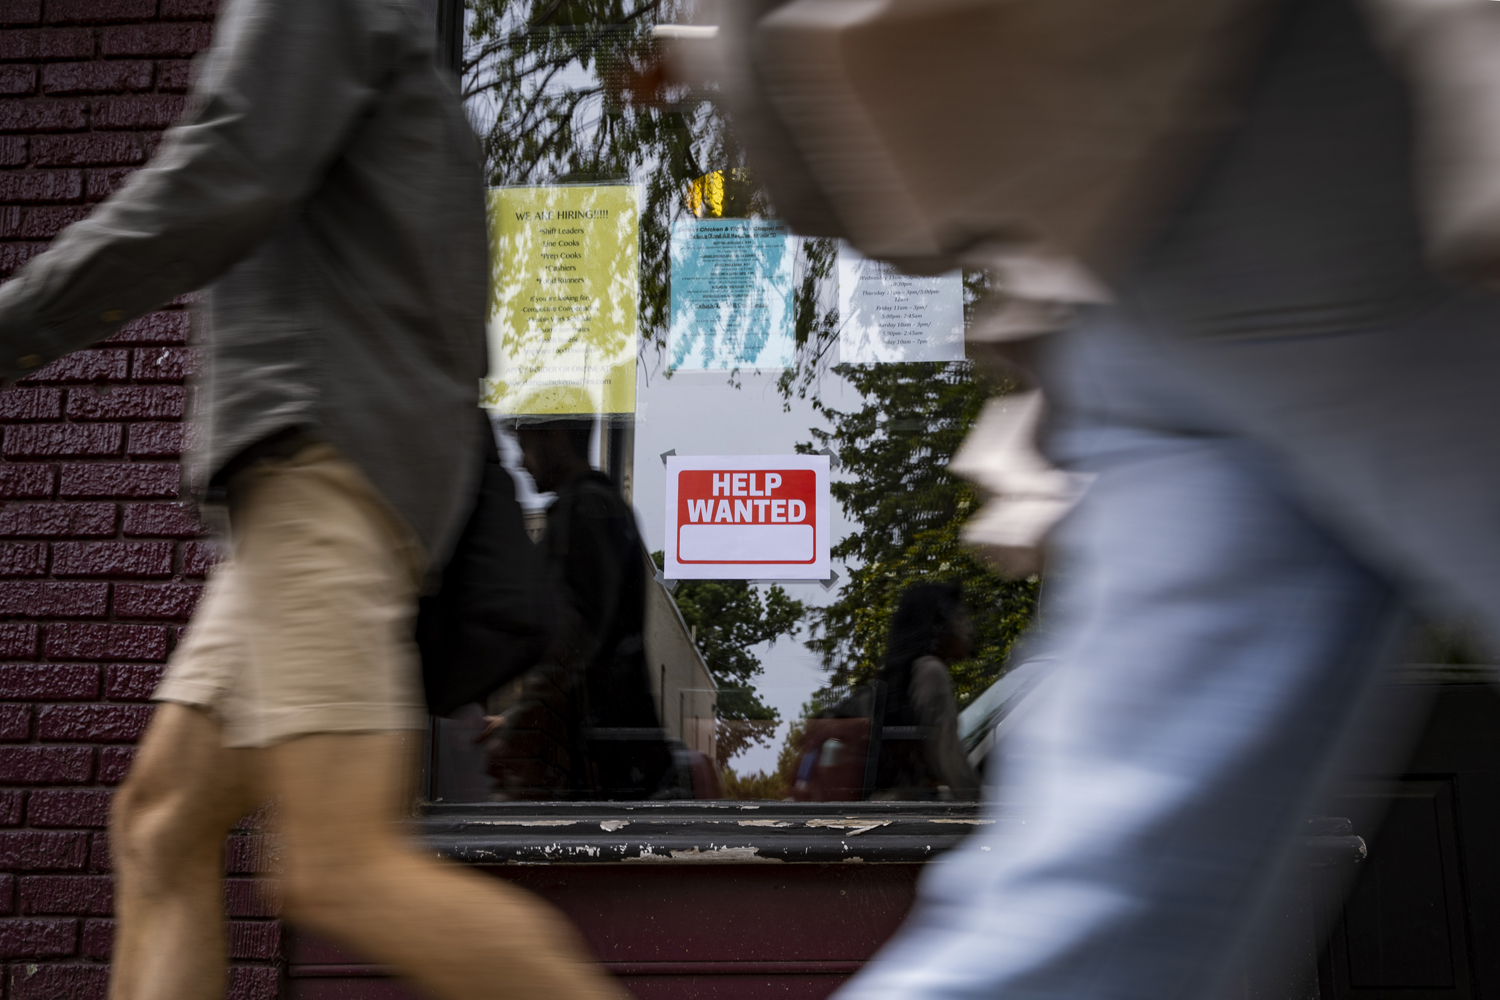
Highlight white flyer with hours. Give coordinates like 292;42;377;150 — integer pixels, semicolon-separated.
664;454;831;580
838;243;964;363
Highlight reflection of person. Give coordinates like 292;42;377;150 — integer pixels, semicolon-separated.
873;584;981;801
504;420;673;798
0;1;620;998
837;1;1500;1000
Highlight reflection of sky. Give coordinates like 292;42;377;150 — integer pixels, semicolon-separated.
633;361;865;774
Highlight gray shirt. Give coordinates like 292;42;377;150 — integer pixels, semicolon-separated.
0;0;488;563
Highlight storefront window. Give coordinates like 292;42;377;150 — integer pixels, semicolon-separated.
428;0;1040;805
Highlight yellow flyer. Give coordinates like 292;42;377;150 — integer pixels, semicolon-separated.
483;185;639;415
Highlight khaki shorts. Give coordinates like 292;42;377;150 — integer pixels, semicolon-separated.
156;443;428;748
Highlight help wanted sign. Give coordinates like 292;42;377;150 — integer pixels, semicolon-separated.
664;454;831;580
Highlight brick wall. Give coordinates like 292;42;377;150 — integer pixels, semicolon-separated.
0;3;281;998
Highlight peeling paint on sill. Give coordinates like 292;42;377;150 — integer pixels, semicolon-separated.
625;846;783;864
805;819;892;836
929;819;996;825
738;819;793;828
599;820;629;832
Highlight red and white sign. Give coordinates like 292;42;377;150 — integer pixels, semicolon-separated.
664;454;831;580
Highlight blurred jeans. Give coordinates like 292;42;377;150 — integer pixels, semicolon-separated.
835;0;1500;998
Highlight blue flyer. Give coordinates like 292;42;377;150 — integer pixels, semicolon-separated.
669;219;796;370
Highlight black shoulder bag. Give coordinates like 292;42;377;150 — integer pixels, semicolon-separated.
416;425;556;716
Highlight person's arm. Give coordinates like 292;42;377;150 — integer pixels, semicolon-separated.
0;0;392;380
1362;0;1500;279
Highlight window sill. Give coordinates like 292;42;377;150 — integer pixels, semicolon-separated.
417;800;989;864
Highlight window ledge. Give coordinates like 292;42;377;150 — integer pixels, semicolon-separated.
417;800;988;864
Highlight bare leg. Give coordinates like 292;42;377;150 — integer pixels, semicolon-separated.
110;703;260;1000
262;730;624;1000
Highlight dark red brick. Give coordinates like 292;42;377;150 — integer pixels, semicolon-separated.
0;541;45;574
104;310;188;345
31;131;143;165
225;835;269;874
66;385;183;420
125;420;192;457
121;502;204;537
52;540;171;576
2;423;123;458
44;623;167;661
37;703;151;741
57;461;176;498
90;93;185;128
0;623;37;658
131;344;198;380
19;799;89;845
98;21;211;57
5;205;88;238
45;0;157;24
0;916;76;956
84;165;132;201
0;240;46;274
0;703;28;739
180;539;218;576
0;748;90;785
79;916;111;961
227;966;279;1000
10;961;106;999
17;349;129;384
41;59;151;94
0;133;24;163
0;873;11;911
157;57;191;91
224;878;278;918
0;168;80;202
0;1;40;26
0;790;22;826
0;664;99;700
0;830;87;868
0;27;93;60
0;62;34;93
0;581;106;617
86;830;108;872
0;462;55;495
0;98;85;132
27;789;108;828
0;502;116;537
228;919;280;960
96;745;132;783
18;875;111;915
112;581;200;620
103;662;160;700
160;0;218;17
0;387;62;420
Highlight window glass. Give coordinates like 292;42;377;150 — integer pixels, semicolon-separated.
428;0;1041;804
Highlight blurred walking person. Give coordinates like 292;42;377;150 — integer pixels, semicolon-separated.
0;1;622;998
835;1;1500;998
692;0;1500;997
